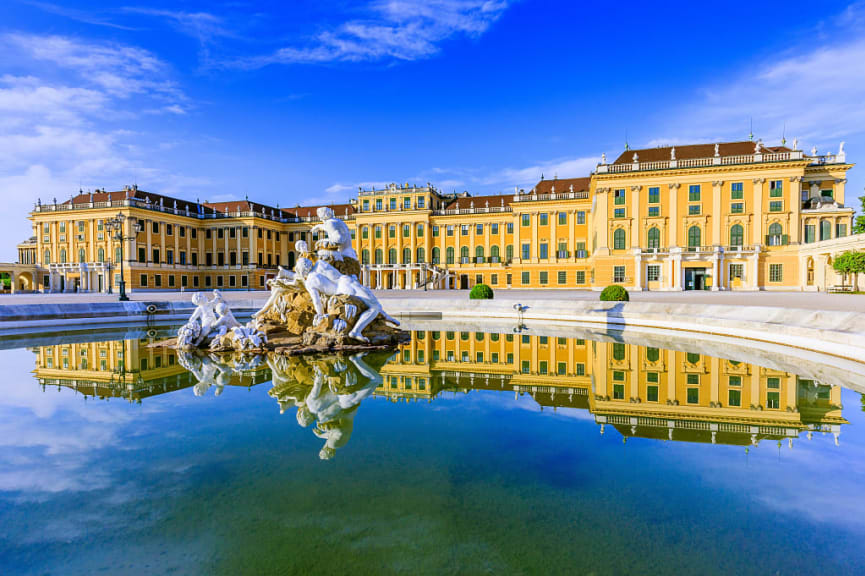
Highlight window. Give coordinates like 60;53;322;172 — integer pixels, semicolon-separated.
767;222;785;245
728;389;741;407
388;248;397;264
648;186;660;203
821;188;834;198
613;229;626;250
646;347;659;362
647;227;660;249
613;266;625;283
687;388;699;404
647;385;659;402
389;225;396;238
417;247;425;263
431;247;440;264
506;245;514;261
491;274;498;285
648;206;660;217
521;214;530;226
403;247;411;264
729;263;743;280
769;180;783;197
432;225;439;237
491;223;499;235
614;208;626;218
375;226;382;239
729;375;742;387
403;224;410;238
521;361;530;374
769;201;783;212
140;274;148;287
446;247;454;265
688;184;701;202
769;263;783;282
375;199;382;210
475;223;483;235
521;271;530;285
576;211;585;224
729;224;744;247
558;271;566;284
767;391;780;409
168;275;176;287
78;248;85;263
539;271;548;285
417;224;424;237
731;182;744;199
576;270;586;284
389;198;396;210
539;213;548;226
490;245;500;262
688;204;701;215
613;383;625;400
447;225;454;236
558;212;567;225
613;189;626;205
687;226;701;249
539;243;548;259
152;222;160;234
687;352;700;364
97;247;105;262
404;197;411;210
60;249;67;263
820;220;832;241
154;275;162;287
687;374;699;386
362;227;368;239
521;243;530;260
418;197;425;208
837;223;848;238
730;202;744;214
612;343;625;361
647;265;660;282
507;222;514;233
361;249;370;265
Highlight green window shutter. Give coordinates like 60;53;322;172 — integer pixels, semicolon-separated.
782;234;789;245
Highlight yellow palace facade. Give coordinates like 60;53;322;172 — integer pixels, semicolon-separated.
13;139;857;293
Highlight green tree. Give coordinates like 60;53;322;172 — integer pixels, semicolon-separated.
833;251;865;290
855;195;865;234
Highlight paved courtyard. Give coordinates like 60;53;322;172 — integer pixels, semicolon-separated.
1;289;864;312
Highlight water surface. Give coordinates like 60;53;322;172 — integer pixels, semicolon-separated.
0;324;863;575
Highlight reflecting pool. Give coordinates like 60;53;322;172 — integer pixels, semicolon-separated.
1;324;864;574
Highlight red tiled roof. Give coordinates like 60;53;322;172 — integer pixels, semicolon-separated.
613;141;793;164
445;194;512;210
289;203;356;219
532;176;591;194
203;200;288;218
63;189;203;213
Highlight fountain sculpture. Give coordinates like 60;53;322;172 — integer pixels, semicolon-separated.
171;207;404;355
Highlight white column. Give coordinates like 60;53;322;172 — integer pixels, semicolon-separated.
633;249;643;291
711;251;720;291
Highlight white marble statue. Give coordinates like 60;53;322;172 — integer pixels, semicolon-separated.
296;256;399;342
177;290;265;351
310;206;357;261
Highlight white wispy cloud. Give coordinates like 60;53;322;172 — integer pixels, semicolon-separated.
236;0;512;67
0;33;200;259
646;5;865;152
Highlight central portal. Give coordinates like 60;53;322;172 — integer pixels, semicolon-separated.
684;268;709;291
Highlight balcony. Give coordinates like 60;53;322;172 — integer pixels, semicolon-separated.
556;250;570;258
575;250;588;259
592;148;840;174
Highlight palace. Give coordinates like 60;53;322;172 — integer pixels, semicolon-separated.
7;138;859;293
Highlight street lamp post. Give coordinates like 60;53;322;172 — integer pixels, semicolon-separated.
105;212;142;302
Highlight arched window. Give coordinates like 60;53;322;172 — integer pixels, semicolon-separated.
446;247;454;264
78;248;86;263
361;249;370;265
416;247;425;263
646;347;659;362
97;248;105;262
647;227;660;249
43;250;50;265
475;246;484;261
460;246;469;262
613;229;626;250
388;248;397;264
729;224;744;247
374;249;383;265
687;352;700;364
612;343;626;360
768;222;783;246
60;249;67;263
687;226;701;248
432;247;440;264
402;247;411;264
490;245;500;261
506;245;513;261
115;247;122;263
820;220;832;241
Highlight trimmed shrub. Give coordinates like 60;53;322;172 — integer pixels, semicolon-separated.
469;283;494;300
600;285;629;302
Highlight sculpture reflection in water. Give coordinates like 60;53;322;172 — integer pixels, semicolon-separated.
177;350;265;397
268;351;387;460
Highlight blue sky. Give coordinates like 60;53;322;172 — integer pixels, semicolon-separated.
1;0;864;259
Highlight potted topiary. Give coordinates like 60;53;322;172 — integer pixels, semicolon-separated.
469;283;494;300
600;284;629;302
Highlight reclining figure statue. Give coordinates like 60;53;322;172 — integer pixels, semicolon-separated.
295;256;398;343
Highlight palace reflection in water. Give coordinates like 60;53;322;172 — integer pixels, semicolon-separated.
30;329;849;456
